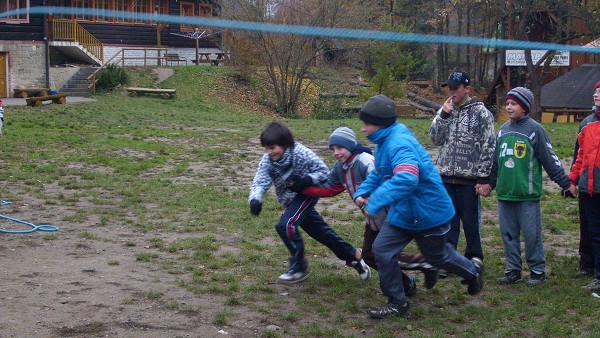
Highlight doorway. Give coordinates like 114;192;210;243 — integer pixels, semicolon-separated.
0;52;7;98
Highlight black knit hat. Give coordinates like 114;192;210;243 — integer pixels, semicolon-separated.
506;87;533;114
359;94;397;127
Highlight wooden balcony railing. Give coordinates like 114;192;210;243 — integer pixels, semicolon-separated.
50;19;104;62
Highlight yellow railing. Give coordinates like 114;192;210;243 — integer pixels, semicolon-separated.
51;19;104;62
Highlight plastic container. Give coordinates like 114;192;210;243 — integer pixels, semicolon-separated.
50;90;58;95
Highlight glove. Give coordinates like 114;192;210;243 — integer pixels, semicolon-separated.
286;175;313;193
561;189;576;198
250;199;262;216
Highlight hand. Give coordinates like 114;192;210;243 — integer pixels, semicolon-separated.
562;184;578;198
286;175;312;193
355;196;374;219
475;183;492;197
442;96;454;114
250;199;262;216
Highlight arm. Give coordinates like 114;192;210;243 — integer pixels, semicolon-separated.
248;155;273;203
475;108;496;184
535;127;571;190
428;97;453;146
302;182;346;198
569;129;586;183
362;144;420;216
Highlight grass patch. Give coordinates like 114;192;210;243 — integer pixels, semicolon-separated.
0;65;591;336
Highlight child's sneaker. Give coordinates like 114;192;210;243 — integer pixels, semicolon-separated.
367;301;410;319
498;270;522;284
423;268;439;289
525;271;546;286
349;258;371;280
278;269;310;284
467;257;484;295
582;278;600;291
405;276;417;297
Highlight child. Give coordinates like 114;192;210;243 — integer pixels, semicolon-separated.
569;81;600;291
248;121;370;284
353;95;483;319
485;87;577;286
301;127;439;294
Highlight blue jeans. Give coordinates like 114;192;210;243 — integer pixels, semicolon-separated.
444;183;483;260
275;195;356;273
373;222;478;303
498;200;545;274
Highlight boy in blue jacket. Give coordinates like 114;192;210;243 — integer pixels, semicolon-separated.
353;95;484;319
301;127;439;294
249;121;370;284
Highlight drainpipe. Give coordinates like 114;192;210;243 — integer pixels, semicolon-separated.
43;1;50;89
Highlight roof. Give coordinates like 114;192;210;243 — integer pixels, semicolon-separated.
541;63;600;110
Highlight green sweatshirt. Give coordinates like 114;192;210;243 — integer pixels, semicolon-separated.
490;116;571;201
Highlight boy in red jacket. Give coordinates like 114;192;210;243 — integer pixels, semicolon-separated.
569;81;600;291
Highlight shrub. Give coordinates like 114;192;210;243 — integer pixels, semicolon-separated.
96;64;129;91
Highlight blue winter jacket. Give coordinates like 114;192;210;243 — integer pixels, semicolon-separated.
354;123;455;231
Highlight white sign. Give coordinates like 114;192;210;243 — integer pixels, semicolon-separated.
505;50;570;67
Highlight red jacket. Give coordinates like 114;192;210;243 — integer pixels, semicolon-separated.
570;112;600;195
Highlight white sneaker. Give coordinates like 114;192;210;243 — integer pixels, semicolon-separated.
350;259;371;280
278;269;310;284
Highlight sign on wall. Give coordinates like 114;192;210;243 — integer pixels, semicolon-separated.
505;50;570;67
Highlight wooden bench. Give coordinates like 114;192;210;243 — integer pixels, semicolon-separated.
14;88;51;98
125;87;176;99
164;53;187;66
25;93;67;107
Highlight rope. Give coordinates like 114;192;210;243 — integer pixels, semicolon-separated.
2;7;600;55
0;201;60;234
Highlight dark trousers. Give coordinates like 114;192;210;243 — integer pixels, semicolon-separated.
363;225;412;289
580;193;600;278
444;182;483;260
275;195;356;273
578;195;595;271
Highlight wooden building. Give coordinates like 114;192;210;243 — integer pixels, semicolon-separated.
0;0;222;97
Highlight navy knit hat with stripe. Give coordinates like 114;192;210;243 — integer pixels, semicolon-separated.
506;87;534;114
329;127;357;152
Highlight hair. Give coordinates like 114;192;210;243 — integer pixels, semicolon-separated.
260;121;295;148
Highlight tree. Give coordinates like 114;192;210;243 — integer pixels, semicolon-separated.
222;0;347;117
507;0;600;120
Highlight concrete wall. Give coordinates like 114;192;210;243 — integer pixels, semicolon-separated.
0;41;47;95
49;66;80;91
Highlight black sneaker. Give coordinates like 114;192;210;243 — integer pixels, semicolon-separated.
424;268;439;289
467;257;484;295
525;272;546;286
367;301;410;319
498;270;522;284
575;269;594;279
405;276;417;297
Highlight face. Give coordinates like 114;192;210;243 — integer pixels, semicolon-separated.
264;145;285;161
361;122;381;136
594;88;600;107
505;98;526;121
447;85;471;105
330;145;353;164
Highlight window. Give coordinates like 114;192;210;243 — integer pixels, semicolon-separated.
180;2;212;32
47;0;169;25
0;0;30;23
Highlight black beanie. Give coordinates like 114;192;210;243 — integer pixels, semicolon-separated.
359;94;397;127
